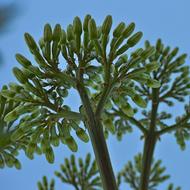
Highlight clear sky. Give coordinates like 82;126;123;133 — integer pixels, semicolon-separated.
0;0;190;189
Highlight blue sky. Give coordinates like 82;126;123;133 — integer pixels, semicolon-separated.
0;0;190;189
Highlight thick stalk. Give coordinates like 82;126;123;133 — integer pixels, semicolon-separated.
140;132;157;190
76;82;118;190
140;88;159;190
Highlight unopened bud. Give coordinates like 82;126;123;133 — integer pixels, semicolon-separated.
102;15;112;35
44;23;52;42
127;32;143;47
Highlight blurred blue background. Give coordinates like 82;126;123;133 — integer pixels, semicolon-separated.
0;0;190;189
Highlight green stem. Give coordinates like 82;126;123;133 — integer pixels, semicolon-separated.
157;114;190;136
76;82;118;190
140;88;159;190
95;84;113;118
140;132;157;190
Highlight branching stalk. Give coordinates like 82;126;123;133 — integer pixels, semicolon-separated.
140;88;159;190
76;81;118;190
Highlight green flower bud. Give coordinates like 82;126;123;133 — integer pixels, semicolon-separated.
104;119;115;134
1;90;15;99
70;154;76;165
8;83;23;92
43;41;51;61
131;48;143;58
113;22;125;38
163;46;170;56
115;43;129;57
44;23;52;42
34;51;47;67
53;24;62;42
27;65;42;77
24;33;38;51
76;128;89;142
145;61;160;72
171;47;179;57
60;29;67;44
156;38;162;52
4;155;14;168
73;16;82;35
83;31;89;49
111;23;135;53
122;103;134;117
65;137;78;152
144;40;150;48
179;53;187;60
15;54;32;68
35;146;42;155
4;110;18;123
132;94;147;108
22;68;35;79
147;79;160;88
122;22;135;38
67;24;74;41
50;126;60;147
45;146;55;164
104;99;113;110
70;40;77;53
141;46;155;60
102;15;112;35
61;45;68;59
88;19;98;39
39;38;45;49
14;159;21;170
85;153;91;166
83;14;91;31
37;182;43;190
101;34;109;53
78;158;83;168
0;155;5;168
11;128;25;141
115;55;127;68
27;142;37;155
52;41;60;60
5;104;33;122
127;32;143;47
57;88;68;97
13;67;28;84
94;39;103;56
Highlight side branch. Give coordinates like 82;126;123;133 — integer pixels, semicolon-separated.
95;84;113;118
112;108;148;135
157;114;190;136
